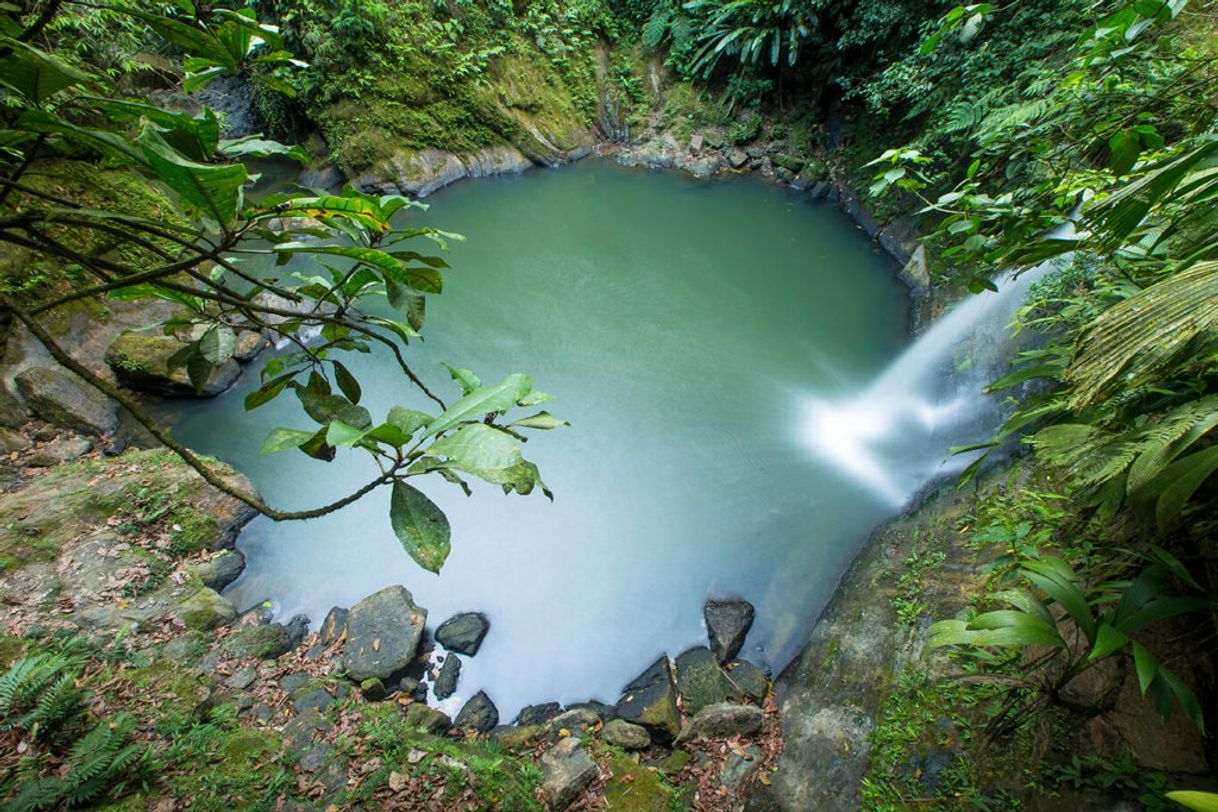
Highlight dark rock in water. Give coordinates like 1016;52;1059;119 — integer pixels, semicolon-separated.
602;718;650;751
405;703;451;734
342;585;427;682
194;549;245;591
725;659;769;704
320;607;348;645
517;702;562;726
675;702;764;744
398;676;427;702
435;612;489;655
704;598;754;663
454;690;499;733
565;700;615;722
14;367;117;436
615;656;680;743
237;602;274;627
433;654;461;700
283;614;310;651
675;647;735;714
541;737;598;811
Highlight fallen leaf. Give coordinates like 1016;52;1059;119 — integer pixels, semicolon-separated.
388;771;407;791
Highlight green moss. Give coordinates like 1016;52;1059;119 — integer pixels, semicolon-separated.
604;756;674;811
119;661;212;731
0;634;26;668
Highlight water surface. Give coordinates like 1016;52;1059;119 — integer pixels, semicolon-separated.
161;160;911;717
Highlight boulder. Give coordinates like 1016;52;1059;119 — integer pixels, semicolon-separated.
295;688;335;714
900;245;931;291
604;755;671;811
404;703;451;734
725;659;769;704
454;690;498;733
14;367;117;435
222;617;305;659
225;665;258;690
541;737;598;810
494;724;544;751
175;587;237;631
704;598;754;663
675;646;735;714
615;656;680;743
565;700;615;722
433;654;461;700
320;607;348;645
280;672;312;694
518;702;562;726
548;707;600;740
26;436;91;467
435;611;490;655
0;427;30;453
105;333;242;397
342;585;427;682
193;549;245;591
0;386;28;429
675;702;764;744
727;149;749;169
359;678;388;701
602;718;650;751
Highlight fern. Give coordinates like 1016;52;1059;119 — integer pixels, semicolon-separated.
0;652;87;743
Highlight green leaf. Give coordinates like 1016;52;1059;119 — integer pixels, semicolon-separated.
387;406;432;437
198;326;235;366
1165;791;1218;812
1109;131;1141;177
1158;665;1205;732
1156;445;1218;529
390;480;451;573
138;127;246;224
509;411;570;430
325;420;366;447
332;361;362;405
438;363;481;395
219;135;308;163
1020;558;1097;641
297;390;372;429
15;111;144;164
1088;622;1129;660
966;610;1066;648
0;36;93;102
423;373;534;439
259;427;314;455
1131;641;1158;695
421;423;551;497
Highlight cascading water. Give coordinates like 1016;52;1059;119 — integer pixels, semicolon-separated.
801;258;1060;508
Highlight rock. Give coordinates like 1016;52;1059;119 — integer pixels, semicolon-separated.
721;744;764;788
280;672;312;694
435;611;490;655
727;149;749;169
675;647;735;714
1058;654;1125;713
0;386;28;429
454;690;499;733
689;133;704;153
175;587;237;631
725;659;769;704
433;654;461;700
565;700;615;722
106;333;242;397
232;330;267;362
615;657;680;743
494;724;544;751
223;621;297;659
238;603;275;627
675;702;764;744
541;737;598;810
773;154;806;173
320;606;348;644
705;598;754;663
602;718;650;751
0;427;30;453
518;702;562;726
226;665;258;690
282;614;310;651
14;367;117;435
26;436;91;466
404;703;452;734
342;585;427;682
548;707;600;740
791;159;829;191
900;245;931;291
193;550;245;591
605;755;671;811
398;676;427;703
295;688;335;713
300;160;344;190
162;633;207;665
102;437;128;456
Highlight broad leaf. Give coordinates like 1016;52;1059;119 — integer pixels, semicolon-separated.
390;480;451;573
260;427;314;455
423;373;534;439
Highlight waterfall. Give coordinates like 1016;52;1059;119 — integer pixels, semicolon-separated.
801;258;1061;508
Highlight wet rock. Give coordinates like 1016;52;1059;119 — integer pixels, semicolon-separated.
237;602;275;627
193;549;245;591
294;688;335;714
518;702;562;726
175;587;237;631
435;611;490;655
454;690;499;733
300;160;344;191
675;647;735;714
726;659;769;704
705;598;754;663
727;149;749;169
602;719;650;751
675;702;764;744
226;665;258;690
565;700;615;722
0;427;30;453
398;676;427;702
27;436;91;466
14;367;117;435
232;330;268;362
342;585;427;682
615;657;680;743
320;606;348;644
900;244;931;291
223;621;298;659
433;654;461;700
106;333;242;397
541;737;598;810
404;703;451;734
282;614;310;651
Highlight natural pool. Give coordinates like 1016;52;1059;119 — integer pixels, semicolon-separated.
159;160;913;718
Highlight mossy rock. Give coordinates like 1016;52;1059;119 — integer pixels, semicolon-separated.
174;587;237;631
105;333;242;397
0;634;26;668
773;154;807;173
121;661;212;728
604;756;673;812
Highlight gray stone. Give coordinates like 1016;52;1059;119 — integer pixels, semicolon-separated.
223;622;296;659
689;133;704;153
721;744;764;788
615;657;680;743
494;724;545;751
226;665;258;690
727;149;749;169
454;690;499;733
299;161;344;191
726;659;769;704
284;709;332;751
565;700;615;722
602;718;650;751
675;702;764;744
175;587;237;631
232;330;268;362
360;678;387;701
280;672;312;694
404;703;451;734
705;598;754;663
298;744;333;773
548;707;600;740
900;245;931;291
433;654;461;700
541;737;598;810
0;427;30;453
26;436;91;466
320;606;347;644
675;647;735;714
398;676;427;702
14;367;117;435
193;549;245;591
0;386;28;429
435;612;490;655
342;585;427;682
106;333;242;397
518;702;562;726
294;688;335;714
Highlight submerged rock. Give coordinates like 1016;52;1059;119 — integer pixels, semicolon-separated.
342;585;427;682
435;611;490;655
675;702;764;744
433;654;461;700
615;656;680;743
454;690;498;733
541;737;598;810
14;367;117;435
675;646;735;714
704;598;754;663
